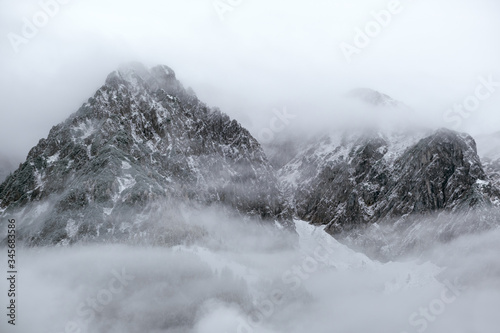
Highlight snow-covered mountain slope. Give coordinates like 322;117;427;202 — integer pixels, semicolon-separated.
0;63;291;245
278;128;500;234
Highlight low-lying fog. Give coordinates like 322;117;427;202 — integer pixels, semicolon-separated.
1;207;500;333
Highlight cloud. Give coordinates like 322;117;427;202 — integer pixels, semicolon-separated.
1;206;500;333
1;0;499;168
1;2;499;331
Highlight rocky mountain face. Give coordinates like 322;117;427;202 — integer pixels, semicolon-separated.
1;68;498;246
278;128;500;234
0;63;290;245
483;158;500;189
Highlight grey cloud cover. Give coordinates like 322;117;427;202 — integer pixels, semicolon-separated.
1;0;499;168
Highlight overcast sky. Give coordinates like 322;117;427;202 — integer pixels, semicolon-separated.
1;0;499;164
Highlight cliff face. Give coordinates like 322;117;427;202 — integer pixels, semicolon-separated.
0;63;290;245
278;128;500;234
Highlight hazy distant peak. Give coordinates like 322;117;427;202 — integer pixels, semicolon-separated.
347;88;403;108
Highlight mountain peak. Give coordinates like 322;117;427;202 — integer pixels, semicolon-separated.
117;62;176;80
347;88;402;108
105;62;180;95
0;63;290;245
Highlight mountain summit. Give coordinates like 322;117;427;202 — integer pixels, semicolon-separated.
347;88;405;108
0;63;289;245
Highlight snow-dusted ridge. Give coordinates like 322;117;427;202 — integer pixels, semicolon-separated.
275;126;500;235
0;63;290;245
